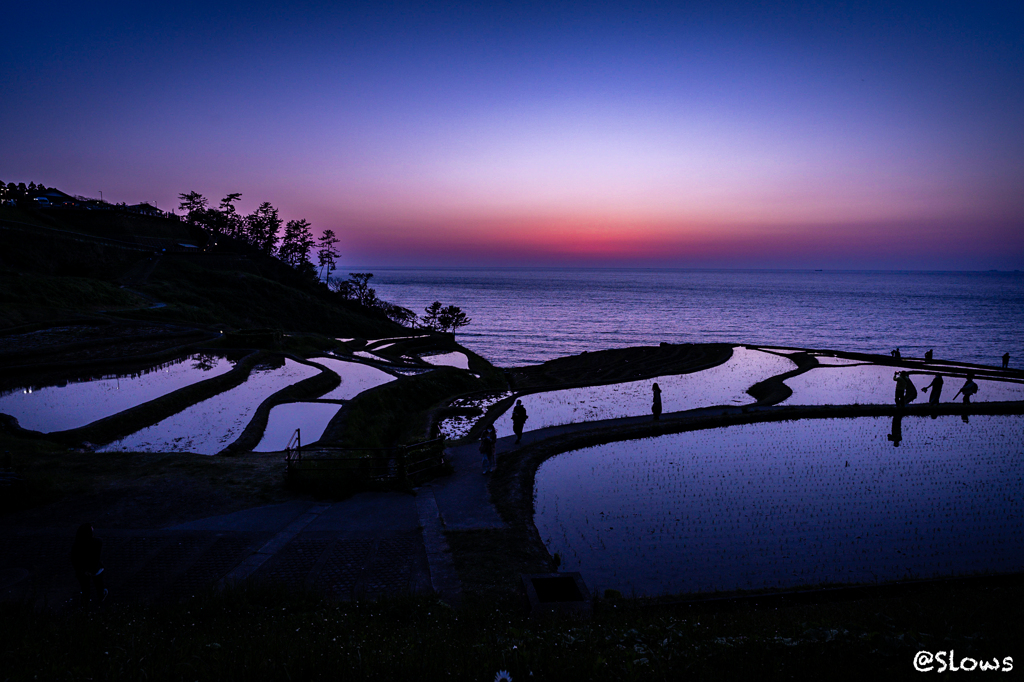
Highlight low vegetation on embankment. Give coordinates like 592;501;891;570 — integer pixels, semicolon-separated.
325;365;507;449
1;579;1020;681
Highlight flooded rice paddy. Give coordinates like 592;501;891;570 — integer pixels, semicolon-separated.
534;415;1024;597
421;351;470;370
782;365;1024;406
254;402;342;452
438;391;514;440
494;347;795;438
99;359;320;455
310;357;396;400
0;354;234;433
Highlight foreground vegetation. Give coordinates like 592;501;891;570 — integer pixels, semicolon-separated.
1;579;1020;681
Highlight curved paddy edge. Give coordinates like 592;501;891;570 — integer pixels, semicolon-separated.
488;400;1024;601
219;356;341;455
38;350;265;447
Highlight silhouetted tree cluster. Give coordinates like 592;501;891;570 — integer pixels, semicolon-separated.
177;191;336;278
1;181;51;205
328;272;419;326
421;301;471;332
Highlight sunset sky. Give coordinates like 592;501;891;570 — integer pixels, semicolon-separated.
2;1;1022;269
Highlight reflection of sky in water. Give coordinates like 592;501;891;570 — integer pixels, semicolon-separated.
438;391;514;441
422;351;470;370
811;355;869;366
254;402;341;452
0;354;233;433
534;416;1024;597
99;359;320;455
783;365;1024;406
311;357;396;400
494;347;795;437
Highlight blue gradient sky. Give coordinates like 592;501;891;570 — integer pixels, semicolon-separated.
2;1;1022;268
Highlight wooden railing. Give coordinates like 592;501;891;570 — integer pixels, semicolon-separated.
285;437;447;489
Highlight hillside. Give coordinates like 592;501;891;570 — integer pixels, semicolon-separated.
0;206;402;338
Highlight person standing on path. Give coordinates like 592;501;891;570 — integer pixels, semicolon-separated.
480;425;496;474
652;382;662;421
922;374;944;405
1003;352;1010;369
70;523;106;605
511;400;528;444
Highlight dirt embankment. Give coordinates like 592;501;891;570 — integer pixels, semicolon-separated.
507;342;733;391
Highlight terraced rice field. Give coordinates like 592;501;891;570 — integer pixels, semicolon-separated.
99;359;320;455
782;365;1024;406
534;415;1024;597
310;357;396;400
254;402;342;451
421;351;470;370
0;354;234;433
438;391;514;441
493;347;795;437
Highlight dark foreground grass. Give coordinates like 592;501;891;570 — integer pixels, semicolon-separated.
1;580;1020;681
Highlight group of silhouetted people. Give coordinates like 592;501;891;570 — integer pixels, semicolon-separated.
894;370;981;417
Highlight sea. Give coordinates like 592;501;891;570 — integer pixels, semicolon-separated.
368;269;1024;368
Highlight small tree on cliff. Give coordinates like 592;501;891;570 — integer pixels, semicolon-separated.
421;301;471;332
439;305;471;332
316;229;340;280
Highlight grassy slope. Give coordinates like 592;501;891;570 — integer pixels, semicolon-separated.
0;207;407;338
136;257;401;338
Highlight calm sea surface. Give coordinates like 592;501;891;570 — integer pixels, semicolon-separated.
369;269;1024;368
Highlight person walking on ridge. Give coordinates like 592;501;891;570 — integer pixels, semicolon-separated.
1003;352;1010;369
652;382;662;421
954;373;979;404
479;425;496;474
511;400;528;444
922;374;944;405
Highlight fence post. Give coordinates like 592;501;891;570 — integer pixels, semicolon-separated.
398;444;409;484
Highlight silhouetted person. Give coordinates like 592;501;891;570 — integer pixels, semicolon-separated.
1003;352;1010;369
924;349;933;362
891;348;901;359
893;371;916;408
511;400;528;444
479;425;496;474
954;373;979;404
922;374;943;405
651;383;662;421
887;413;903;447
70;523;106;605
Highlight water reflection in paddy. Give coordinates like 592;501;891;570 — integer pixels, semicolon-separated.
534;415;1024;597
0;354;234;432
495;347;795;438
254;402;342;452
782;365;1024;406
421;351;470;370
310;357;396;400
100;359;320;455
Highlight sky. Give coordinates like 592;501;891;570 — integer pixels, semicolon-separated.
2;1;1023;269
